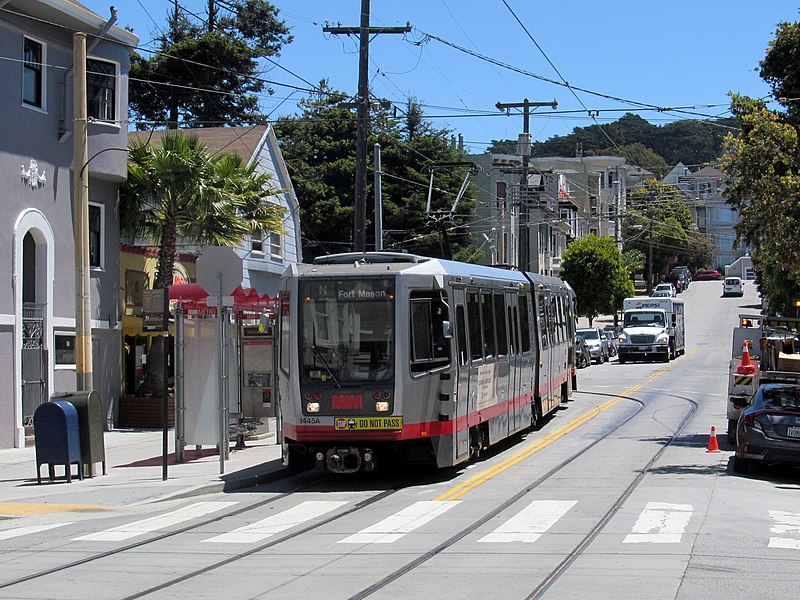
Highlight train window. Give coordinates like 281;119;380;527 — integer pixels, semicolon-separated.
279;291;291;374
481;291;496;359
548;297;558;344
519;293;531;352
456;305;468;366
507;306;515;356
537;293;549;349
409;292;450;372
512;305;520;355
494;292;508;356
467;291;483;361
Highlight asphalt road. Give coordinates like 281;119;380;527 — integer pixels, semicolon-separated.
3;278;799;600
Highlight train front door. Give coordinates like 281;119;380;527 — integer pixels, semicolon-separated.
452;288;470;462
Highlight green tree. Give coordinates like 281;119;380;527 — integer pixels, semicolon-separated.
622;180;692;291
722;94;800;313
560;235;634;325
760;22;800;124
120;131;285;394
129;1;291;128
275;85;480;262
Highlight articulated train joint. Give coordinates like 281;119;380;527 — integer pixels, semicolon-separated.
316;447;376;473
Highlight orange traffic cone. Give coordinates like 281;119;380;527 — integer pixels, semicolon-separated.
706;426;720;453
737;341;757;375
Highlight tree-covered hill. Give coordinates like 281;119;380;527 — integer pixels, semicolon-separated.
487;113;737;176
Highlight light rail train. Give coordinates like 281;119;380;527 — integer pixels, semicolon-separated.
276;252;576;473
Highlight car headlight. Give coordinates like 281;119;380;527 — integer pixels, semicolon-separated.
618;335;628;344
656;333;669;343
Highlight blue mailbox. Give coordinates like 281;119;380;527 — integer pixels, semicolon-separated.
33;400;83;483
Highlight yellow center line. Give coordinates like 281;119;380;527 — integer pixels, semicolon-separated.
436;367;671;501
0;502;107;516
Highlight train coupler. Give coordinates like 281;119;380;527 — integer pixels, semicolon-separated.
316;447;376;473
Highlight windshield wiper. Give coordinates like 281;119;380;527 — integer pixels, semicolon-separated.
311;323;341;388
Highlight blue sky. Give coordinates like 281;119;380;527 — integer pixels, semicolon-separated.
82;0;800;154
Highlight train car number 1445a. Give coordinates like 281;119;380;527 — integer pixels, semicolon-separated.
335;416;403;431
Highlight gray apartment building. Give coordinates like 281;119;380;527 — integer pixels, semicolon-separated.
0;1;137;447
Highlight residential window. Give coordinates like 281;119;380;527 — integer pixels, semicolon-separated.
269;232;282;259
54;332;76;366
251;229;265;254
87;58;116;121
88;203;103;268
23;37;44;109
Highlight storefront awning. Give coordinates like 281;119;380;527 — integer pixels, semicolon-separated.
169;283;278;314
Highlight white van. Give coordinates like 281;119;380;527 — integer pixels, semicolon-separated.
723;277;744;297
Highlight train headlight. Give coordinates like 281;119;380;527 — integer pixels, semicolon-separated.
306;402;320;413
375;401;390;412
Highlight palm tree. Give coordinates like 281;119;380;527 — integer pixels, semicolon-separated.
120;130;286;396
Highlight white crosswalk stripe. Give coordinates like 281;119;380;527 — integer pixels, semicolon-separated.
768;510;800;549
338;500;460;544
478;500;577;543
73;501;237;542
623;502;693;544
203;501;348;544
0;522;73;541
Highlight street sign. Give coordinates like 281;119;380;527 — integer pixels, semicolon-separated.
142;288;168;332
196;247;242;297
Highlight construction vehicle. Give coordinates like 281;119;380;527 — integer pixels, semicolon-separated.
726;314;800;443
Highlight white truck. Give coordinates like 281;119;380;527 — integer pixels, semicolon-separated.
617;297;685;364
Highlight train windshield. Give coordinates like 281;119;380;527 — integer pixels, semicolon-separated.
299;278;395;385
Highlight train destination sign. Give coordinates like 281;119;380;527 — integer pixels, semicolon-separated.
335;416;403;430
303;279;395;303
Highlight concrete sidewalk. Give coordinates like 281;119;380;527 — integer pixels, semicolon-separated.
0;425;283;514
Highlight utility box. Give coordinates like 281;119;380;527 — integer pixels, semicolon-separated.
51;391;106;477
33;400;83;483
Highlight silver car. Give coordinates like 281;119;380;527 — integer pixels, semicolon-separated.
577;327;609;364
734;383;800;473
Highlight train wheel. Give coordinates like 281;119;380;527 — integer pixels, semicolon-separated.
469;427;481;459
530;401;542;430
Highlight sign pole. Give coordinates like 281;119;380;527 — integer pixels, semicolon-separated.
161;286;170;481
217;272;225;475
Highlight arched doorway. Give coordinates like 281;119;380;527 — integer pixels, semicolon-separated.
21;231;47;436
13;210;54;447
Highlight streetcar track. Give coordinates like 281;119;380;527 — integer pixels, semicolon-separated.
0;388;698;599
348;389;700;600
0;468;330;590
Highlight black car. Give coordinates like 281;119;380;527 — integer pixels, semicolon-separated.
734;383;800;473
665;267;690;293
575;334;591;369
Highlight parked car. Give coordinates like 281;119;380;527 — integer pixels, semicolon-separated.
577;327;609;364
734;383;800;473
665;267;690;292
723;276;744;297
653;283;677;297
694;269;723;281
575;334;591;369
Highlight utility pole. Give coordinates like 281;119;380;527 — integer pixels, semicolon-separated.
647;208;654;296
72;33;92;391
496;98;557;271
374;143;383;251
324;3;410;252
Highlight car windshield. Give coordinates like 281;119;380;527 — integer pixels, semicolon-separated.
655;285;670;291
623;311;664;327
578;329;600;340
761;386;800;410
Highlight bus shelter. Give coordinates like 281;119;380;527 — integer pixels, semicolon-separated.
169;284;278;464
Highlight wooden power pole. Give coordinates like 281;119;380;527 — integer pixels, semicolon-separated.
496;99;557;271
324;1;410;252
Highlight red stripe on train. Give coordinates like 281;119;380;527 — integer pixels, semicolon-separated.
284;374;568;442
